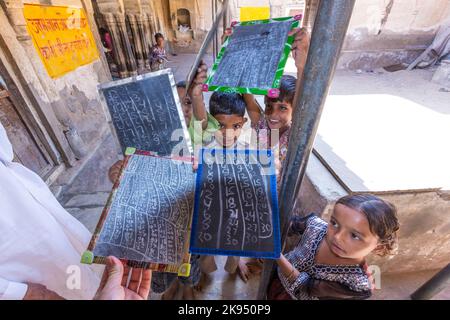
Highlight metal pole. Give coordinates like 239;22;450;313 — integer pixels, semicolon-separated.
411;264;450;300
211;0;217;59
257;0;356;300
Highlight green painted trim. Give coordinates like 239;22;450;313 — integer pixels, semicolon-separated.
205;16;302;97
81;250;94;264
125;147;136;155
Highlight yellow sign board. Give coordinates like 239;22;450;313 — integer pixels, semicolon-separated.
239;6;270;22
23;4;99;78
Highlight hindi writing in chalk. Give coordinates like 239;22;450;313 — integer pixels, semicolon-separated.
190;149;280;259
99;70;192;157
205;17;300;96
92;153;195;266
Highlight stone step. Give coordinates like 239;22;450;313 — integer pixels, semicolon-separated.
64;192;110;208
67;207;103;234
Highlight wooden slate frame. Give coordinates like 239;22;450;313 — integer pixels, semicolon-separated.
189;148;281;259
204;15;302;98
81;148;194;276
98;68;193;158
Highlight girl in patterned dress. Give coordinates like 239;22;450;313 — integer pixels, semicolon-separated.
268;194;400;300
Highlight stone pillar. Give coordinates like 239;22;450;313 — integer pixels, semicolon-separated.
138;13;151;70
115;13;138;76
2;0;30;41
103;12;129;78
127;13;145;73
146;12;156;46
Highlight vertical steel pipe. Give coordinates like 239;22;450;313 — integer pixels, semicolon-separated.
257;0;356;299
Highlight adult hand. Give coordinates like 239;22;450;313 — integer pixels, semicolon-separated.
23;283;64;300
94;256;152;300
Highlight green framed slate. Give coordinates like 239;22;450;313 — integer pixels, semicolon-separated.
204;15;302;98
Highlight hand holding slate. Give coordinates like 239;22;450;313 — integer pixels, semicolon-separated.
190;61;208;99
94;256;152;300
190;61;209;131
290;27;310;75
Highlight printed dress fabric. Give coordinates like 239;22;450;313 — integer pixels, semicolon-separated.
272;214;373;300
251;118;291;190
150;45;167;71
0;122;102;300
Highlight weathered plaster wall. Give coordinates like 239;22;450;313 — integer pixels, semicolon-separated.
1;0;111;164
338;0;450;69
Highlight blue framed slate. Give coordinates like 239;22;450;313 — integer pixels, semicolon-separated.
190;148;280;259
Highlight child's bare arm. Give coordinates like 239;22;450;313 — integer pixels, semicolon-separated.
243;94;262;125
276;254;300;281
189;61;208;130
290;28;310;79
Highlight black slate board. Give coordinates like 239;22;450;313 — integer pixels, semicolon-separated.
204;16;300;97
99;69;192;157
92;151;195;267
190;149;281;259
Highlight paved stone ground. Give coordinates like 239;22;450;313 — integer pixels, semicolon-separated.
59;54;450;300
59;132;121;233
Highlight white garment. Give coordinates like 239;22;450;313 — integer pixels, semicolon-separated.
0;123;102;299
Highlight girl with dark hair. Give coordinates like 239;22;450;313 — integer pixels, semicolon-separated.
268;194;400;300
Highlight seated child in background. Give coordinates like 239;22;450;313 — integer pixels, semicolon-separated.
149;33;169;71
268;194;400;300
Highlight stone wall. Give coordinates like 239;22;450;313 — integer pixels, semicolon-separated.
0;0;111;181
340;0;450;70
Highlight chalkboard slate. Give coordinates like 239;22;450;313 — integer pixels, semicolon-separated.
99;69;192;157
204;16;301;97
190;149;280;259
89;150;195;271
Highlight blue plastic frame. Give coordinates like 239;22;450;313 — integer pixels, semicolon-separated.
189;148;281;259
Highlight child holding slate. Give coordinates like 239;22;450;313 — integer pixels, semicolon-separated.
189;62;248;150
243;27;310;186
268;194;400;300
213;28;308;278
189;62;254;282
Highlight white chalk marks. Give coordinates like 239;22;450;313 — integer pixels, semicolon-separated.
94;154;195;265
191;149;281;259
209;21;292;90
100;71;191;157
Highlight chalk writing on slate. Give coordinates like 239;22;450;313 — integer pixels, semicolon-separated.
93;154;195;265
209;20;292;90
190;149;280;259
99;70;192;157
